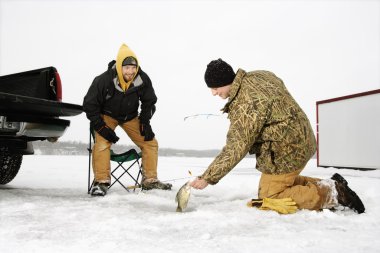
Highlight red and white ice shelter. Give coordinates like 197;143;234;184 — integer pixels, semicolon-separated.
316;89;380;170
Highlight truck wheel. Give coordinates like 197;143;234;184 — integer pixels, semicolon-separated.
0;147;23;185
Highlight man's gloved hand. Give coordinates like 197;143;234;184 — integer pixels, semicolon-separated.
97;126;119;143
140;122;155;141
247;197;297;214
93;121;119;144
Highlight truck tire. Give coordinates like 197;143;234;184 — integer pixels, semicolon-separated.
0;146;23;185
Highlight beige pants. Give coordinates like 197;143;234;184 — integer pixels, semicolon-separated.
258;168;335;210
92;115;158;183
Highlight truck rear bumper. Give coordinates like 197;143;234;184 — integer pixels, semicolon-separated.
18;121;69;138
0;115;70;138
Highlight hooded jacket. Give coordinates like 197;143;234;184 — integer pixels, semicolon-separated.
201;69;316;184
83;44;157;127
116;44;139;91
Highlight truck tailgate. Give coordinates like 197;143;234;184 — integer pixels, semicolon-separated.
0;92;83;117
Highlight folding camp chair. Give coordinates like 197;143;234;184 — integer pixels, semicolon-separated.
87;126;143;194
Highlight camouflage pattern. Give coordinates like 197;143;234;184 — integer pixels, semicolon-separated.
201;69;316;184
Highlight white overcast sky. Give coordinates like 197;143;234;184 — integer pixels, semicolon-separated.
0;0;379;150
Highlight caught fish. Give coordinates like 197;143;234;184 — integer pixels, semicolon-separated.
175;181;191;212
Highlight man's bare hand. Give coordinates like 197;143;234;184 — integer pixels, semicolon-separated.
190;177;209;190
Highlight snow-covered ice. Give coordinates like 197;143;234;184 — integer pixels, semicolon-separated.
1;155;380;253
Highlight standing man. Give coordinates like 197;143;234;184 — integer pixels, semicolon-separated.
190;58;365;214
83;43;172;196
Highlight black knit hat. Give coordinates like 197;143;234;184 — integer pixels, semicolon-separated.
122;56;138;66
204;58;236;88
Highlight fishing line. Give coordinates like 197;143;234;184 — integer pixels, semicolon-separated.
162;170;196;183
127;171;196;189
162;175;196;183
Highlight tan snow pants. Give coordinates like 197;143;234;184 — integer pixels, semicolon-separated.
258;168;334;210
92;115;158;183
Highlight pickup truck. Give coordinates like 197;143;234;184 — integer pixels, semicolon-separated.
0;67;83;185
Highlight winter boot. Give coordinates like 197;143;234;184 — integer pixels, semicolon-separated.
91;182;109;196
142;179;172;190
331;173;365;214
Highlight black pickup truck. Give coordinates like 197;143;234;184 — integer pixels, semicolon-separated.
0;67;83;185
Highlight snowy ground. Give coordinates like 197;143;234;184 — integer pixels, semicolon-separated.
1;155;380;253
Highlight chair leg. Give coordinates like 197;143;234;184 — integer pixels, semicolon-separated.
87;152;91;194
88;126;93;194
135;166;143;192
110;173;131;192
109;163;124;187
88;180;95;194
109;160;143;192
87;161;93;194
110;163;131;192
125;160;142;187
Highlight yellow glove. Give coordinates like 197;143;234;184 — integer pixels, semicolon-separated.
247;198;297;214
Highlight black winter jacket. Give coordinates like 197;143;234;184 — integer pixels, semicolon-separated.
83;61;157;127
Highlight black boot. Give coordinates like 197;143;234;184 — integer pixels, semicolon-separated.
331;173;365;214
91;182;109;196
142;179;172;190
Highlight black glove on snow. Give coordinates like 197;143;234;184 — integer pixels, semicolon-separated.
93;121;119;144
140;123;155;141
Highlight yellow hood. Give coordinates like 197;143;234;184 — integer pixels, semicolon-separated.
116;43;139;91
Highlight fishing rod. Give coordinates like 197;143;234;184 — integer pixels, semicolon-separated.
183;113;222;121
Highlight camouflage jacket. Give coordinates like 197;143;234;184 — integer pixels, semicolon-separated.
201;69;316;184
